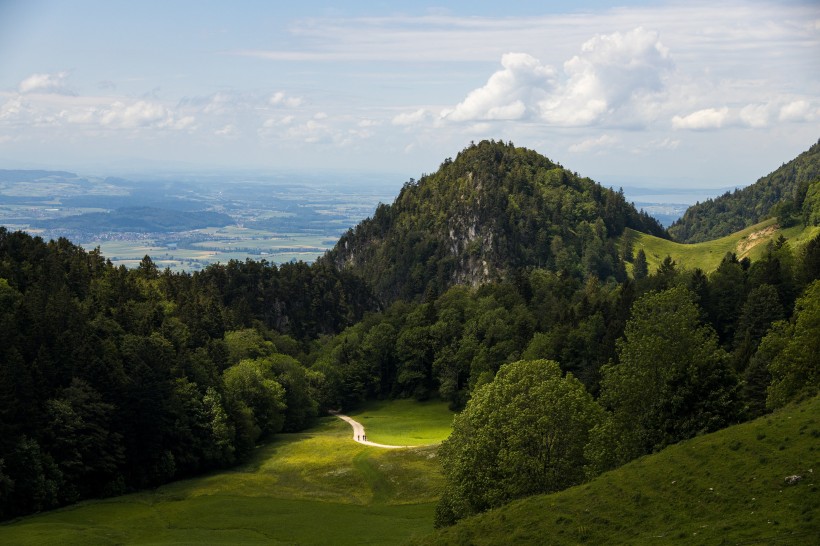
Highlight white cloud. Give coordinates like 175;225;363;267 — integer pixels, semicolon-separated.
646;137;680;150
392;108;429;126
100;100;169;128
540;27;672;126
215;124;237;137
441;28;672;128
739;103;772;128
262;115;295;128
269;91;303;108
169;115;196;130
18;72;71;94
442;53;554;122
203;92;235;115
671;107;729;130
778;100;814;122
358;118;381;128
287;119;335;144
569;134;619;153
0;97;24;120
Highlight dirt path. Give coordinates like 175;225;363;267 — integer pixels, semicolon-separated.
329;411;413;449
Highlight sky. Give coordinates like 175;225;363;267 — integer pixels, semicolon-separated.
0;0;818;191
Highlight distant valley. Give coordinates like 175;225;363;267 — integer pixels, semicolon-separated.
0;169;723;272
0;169;398;270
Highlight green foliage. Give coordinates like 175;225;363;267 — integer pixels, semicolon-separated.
223;359;287;439
223;328;275;365
669;139;820;242
595;286;741;469
802;179;820;226
632;248;648;279
436;360;603;526
765;279;820;409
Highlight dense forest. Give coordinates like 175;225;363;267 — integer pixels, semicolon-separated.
0;231;375;519
1;140;819;524
669;139;820;243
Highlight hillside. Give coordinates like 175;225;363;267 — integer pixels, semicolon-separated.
415;395;820;545
626;218;820;274
324;140;665;302
669;139;820;243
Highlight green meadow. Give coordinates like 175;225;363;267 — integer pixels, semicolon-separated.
349;399;456;446
627;219;820;274
0;402;452;546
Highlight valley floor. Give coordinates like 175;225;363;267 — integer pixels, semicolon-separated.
0;401;454;545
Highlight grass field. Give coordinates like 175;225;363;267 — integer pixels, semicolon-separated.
627;219;820;275
349;399;456;446
0;401;452;545
415;395;820;545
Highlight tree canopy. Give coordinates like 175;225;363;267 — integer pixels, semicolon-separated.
436;359;603;526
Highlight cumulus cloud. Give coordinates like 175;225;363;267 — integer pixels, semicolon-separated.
0;97;24;120
441;28;672;128
442;53;555;122
18;72;71;94
671;107;729;130
392;108;430;126
100;100;169;128
202;92;235;114
778;100;814;122
269;91;303;108
540;27;672;126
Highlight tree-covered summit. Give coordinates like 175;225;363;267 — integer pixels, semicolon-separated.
325;140;665;302
669;139;820;243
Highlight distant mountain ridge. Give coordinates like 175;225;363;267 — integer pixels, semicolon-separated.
669;139;820;243
324;140;665;302
0;169;80;182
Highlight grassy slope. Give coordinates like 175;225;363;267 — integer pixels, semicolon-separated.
628;219;820;274
0;402;453;546
414;395;820;545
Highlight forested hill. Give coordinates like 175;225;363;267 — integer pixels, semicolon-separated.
669;139;820;243
324;140;665;302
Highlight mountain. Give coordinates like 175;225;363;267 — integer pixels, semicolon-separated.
324;140;665;302
669;139;820;243
36;206;234;232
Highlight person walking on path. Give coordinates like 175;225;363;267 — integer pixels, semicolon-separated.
329;410;414;449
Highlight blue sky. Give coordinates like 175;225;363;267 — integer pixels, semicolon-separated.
0;0;818;191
